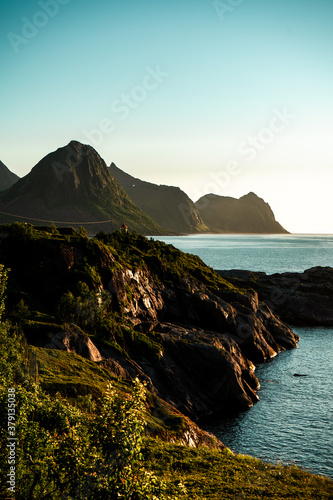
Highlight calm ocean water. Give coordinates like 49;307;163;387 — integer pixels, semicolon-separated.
154;234;333;477
154;234;333;274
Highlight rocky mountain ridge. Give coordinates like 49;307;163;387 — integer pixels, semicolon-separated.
1;141;288;235
109;162;208;234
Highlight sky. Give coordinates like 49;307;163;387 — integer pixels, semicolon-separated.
1;0;332;233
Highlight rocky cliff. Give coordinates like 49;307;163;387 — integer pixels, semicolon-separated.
0;224;298;424
195;192;288;234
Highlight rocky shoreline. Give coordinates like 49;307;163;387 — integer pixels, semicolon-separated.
217;266;333;326
1;225;331;448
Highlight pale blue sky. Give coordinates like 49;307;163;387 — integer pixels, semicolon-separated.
1;0;333;232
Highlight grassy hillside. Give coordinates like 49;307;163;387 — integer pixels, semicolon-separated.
144;440;333;499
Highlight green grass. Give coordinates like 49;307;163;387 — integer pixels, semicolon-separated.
143;439;333;499
33;346;192;440
94;229;249;295
33;346;119;397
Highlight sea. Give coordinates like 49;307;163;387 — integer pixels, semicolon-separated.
153;234;333;478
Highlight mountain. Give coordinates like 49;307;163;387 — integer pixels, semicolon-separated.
109;162;208;234
0;160;19;191
0;141;168;235
195;192;288;233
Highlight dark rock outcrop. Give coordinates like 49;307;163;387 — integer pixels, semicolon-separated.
109;162;208;234
195;192;288;233
217;267;333;326
102;265;298;420
38;324;103;362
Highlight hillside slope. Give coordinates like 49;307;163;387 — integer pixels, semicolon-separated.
109;162;208;233
0;160;19;191
0;141;167;235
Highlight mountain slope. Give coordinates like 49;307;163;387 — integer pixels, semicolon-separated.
195;192;288;233
109;162;208;233
0;160;19;191
0;141;168;235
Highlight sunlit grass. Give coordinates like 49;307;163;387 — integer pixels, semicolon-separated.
143;439;333;499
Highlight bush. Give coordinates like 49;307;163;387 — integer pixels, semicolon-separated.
0;379;170;499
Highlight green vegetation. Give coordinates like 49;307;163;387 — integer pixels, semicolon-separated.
0;225;332;499
34;347;118;398
1;324;332;499
95;229;245;294
144;440;333;499
0;293;171;498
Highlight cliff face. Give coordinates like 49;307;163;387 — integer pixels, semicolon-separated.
109;162;208;234
102;264;297;420
0;225;298;423
195;192;288;234
0;141;167;235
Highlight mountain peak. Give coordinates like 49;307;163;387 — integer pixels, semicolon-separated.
65;140;98;160
241;192;259;199
16;141;112;198
0;142;167;235
195;192;288;234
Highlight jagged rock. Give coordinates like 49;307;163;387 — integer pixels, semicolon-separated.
149;324;260;418
41;324;103;362
103;264;298;420
110;266;298;362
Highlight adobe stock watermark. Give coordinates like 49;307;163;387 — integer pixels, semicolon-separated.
82;65;169;148
7;0;71;54
7;388;17;496
213;0;245;22
51;141;94;182
179;106;296;223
